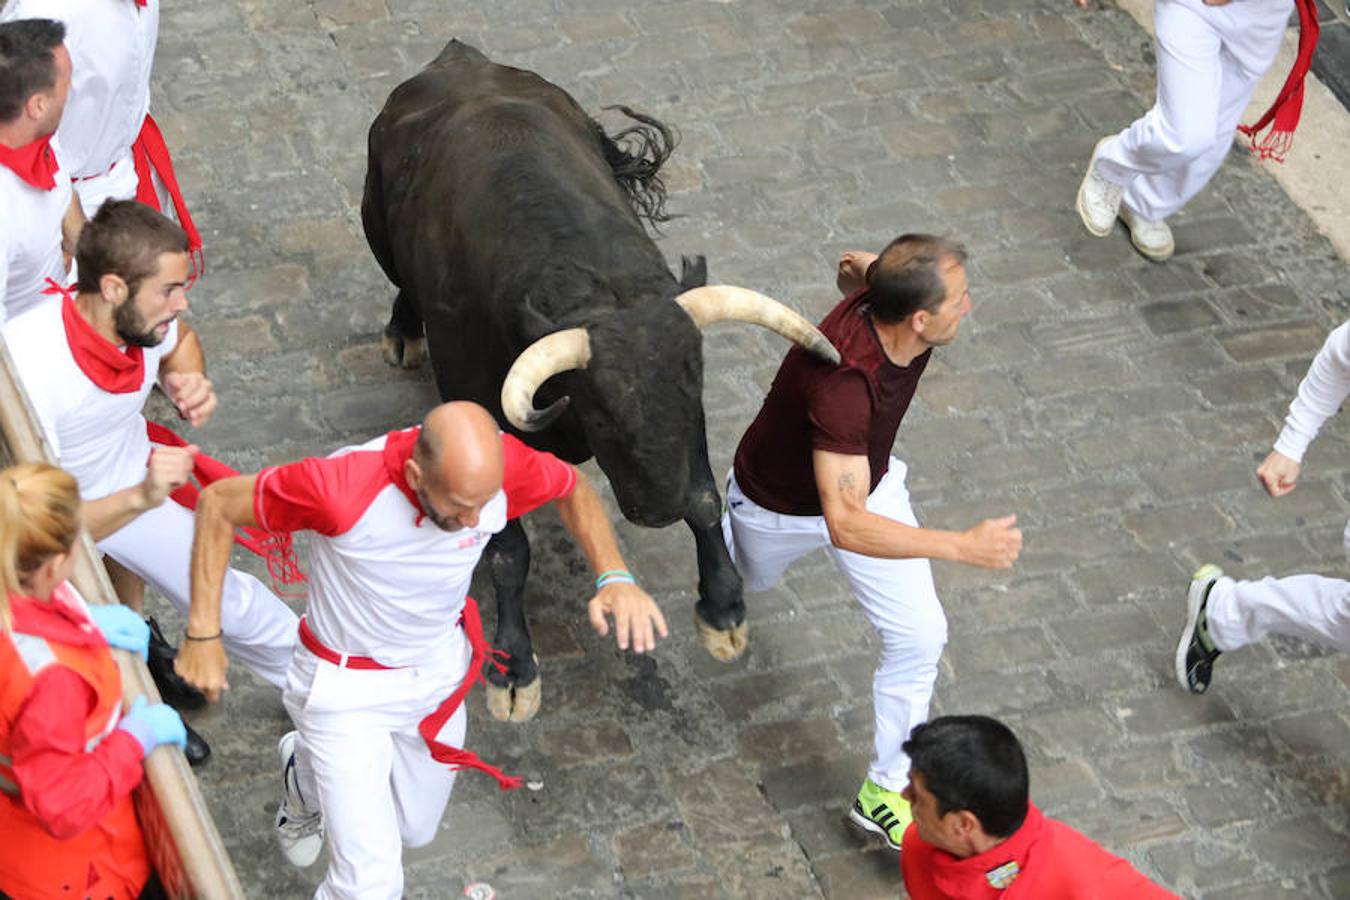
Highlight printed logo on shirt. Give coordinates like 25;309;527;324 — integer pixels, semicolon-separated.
985;860;1020;889
456;530;491;550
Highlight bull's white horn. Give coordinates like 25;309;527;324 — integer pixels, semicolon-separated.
500;328;592;432
676;285;841;365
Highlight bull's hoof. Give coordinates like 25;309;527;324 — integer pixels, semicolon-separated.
381;334;427;369
694;613;748;662
485;665;542;723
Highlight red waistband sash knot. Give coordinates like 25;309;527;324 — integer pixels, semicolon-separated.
131;114;203;276
1238;0;1320;162
0;134;59;190
297;600;522;791
145;422;305;593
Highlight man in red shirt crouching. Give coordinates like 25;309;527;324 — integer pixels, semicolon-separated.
900;716;1178;899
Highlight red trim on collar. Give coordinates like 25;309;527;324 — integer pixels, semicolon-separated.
382;426;426;523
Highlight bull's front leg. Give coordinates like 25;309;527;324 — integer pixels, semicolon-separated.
686;425;748;662
381;288;427;369
482;519;542;722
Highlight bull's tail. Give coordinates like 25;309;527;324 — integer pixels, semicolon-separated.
592;105;676;227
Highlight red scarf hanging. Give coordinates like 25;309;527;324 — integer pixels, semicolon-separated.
145;422;306;593
1238;0;1320;162
0;134;59;191
47;280;147;394
131;114;203;276
418;596;522;791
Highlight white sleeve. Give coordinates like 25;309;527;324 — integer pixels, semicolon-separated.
1272;321;1350;462
160;318;180;357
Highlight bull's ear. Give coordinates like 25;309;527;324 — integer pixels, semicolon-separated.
521;292;557;341
678;254;708;290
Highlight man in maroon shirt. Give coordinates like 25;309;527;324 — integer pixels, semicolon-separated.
900;715;1177;898
722;234;1022;850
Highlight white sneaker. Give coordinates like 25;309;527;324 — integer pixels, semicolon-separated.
1119;206;1175;261
1076;137;1124;237
274;731;324;868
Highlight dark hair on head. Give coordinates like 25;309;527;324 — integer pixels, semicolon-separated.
864;233;968;324
0;18;65;123
75;200;189;298
902;715;1028;838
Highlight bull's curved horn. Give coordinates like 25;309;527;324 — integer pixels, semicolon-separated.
676;286;841;365
500;328;591;432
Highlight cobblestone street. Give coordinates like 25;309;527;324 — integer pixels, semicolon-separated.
144;1;1350;896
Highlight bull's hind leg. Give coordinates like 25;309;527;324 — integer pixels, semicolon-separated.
686;420;748;661
382;290;427;369
482;520;542;722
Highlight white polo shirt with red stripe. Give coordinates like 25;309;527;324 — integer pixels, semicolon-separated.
254;428;576;668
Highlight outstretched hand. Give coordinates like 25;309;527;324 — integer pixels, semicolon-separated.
588;582;669;653
960;514;1022;569
1256;450;1300;498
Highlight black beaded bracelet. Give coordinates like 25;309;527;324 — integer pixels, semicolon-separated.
184;631;223;642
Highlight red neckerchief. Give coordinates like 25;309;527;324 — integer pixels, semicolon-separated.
382;425;426;523
1239;0;1319;162
8;585;105;650
50;281;146;394
921;803;1045;898
0;134;59;191
135;1;148;6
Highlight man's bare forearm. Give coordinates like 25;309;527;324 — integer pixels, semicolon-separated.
83;485;154;542
553;470;628;576
187;481;245;635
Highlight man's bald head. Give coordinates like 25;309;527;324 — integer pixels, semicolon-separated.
408;401;504;531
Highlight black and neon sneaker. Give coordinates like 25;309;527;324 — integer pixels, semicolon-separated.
1176;564;1224;694
847;778;911;851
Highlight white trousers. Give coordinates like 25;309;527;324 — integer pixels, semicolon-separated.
96;500;298;688
1094;0;1291;220
1208;574;1350;654
283;638;470;900
722;459;945;793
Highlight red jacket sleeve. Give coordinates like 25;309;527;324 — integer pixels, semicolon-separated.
9;666;144;840
501;435;577;520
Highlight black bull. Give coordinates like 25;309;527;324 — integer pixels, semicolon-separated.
361;40;838;720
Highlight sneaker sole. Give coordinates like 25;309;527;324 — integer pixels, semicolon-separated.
847;806;902;852
1175;564;1222;693
1076;137;1117;238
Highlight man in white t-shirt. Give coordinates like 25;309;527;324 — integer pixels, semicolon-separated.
0;17;84;322
0;0;200;260
1178;322;1350;693
176;401;669;900
2;200;298;696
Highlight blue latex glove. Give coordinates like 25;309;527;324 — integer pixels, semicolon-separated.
117;695;187;757
88;605;150;661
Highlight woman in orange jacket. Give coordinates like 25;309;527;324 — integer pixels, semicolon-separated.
0;463;186;900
